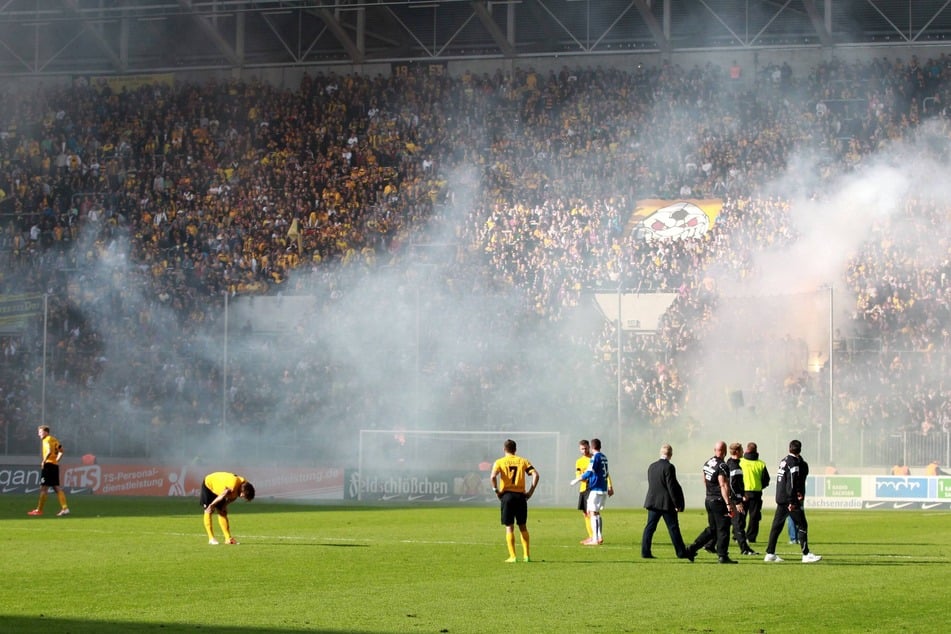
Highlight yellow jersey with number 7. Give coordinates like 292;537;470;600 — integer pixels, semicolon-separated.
492;455;535;493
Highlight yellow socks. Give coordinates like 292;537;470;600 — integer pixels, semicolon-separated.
505;532;516;558
217;515;232;540
519;530;530;559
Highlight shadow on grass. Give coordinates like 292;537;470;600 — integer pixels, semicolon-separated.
259;541;370;548
557;554;946;566
817;541;941;547
0;494;383;520
2;616;386;633
809;560;943;566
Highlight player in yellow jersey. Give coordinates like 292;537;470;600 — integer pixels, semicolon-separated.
575;440;593;542
489;439;540;563
28;426;70;517
200;471;256;545
575;439;614;543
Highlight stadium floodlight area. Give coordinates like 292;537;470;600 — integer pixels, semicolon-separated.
355;429;563;504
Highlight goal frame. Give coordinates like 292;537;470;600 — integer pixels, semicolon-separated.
356;429;564;503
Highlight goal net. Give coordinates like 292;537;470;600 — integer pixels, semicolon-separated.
354;429;563;504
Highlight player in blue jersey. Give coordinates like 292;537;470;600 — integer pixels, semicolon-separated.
570;437;613;545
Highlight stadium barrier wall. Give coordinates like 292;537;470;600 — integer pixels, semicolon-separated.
0;462;342;499
2;461;949;509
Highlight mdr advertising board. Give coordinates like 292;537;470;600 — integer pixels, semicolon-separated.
808;475;951;510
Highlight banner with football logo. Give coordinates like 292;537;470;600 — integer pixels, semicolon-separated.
627;199;724;241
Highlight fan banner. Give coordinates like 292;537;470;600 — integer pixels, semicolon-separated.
0;463;343;499
628;199;724;241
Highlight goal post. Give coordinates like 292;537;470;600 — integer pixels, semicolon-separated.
353;430;563;504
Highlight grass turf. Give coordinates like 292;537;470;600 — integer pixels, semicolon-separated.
1;495;948;633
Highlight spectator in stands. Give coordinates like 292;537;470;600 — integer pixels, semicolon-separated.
926;460;949;476
891;460;911;475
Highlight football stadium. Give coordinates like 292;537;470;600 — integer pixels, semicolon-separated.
1;2;950;632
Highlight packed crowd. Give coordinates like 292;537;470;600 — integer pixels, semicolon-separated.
1;52;950;463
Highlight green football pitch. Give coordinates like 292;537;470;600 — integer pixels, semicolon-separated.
1;495;947;633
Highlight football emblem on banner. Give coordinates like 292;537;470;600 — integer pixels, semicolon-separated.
639;201;710;241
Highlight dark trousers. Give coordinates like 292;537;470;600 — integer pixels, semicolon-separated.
642;508;689;558
765;503;811;555
690;498;732;558
729;507;752;552
744;491;764;542
704;498;753;553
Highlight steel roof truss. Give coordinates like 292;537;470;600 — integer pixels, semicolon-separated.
39;24;86;73
801;0;833;48
262;11;305;62
534;0;590;52
61;0;124;71
631;0;669;53
178;0;241;65
310;5;364;62
470;1;515;57
0;30;31;72
911;0;951;42
697;0;749;47
863;0;908;41
748;0;794;47
384;5;436;56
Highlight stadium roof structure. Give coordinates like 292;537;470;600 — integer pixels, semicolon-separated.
0;1;949;77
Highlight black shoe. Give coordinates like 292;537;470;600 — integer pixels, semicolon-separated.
683;545;697;562
717;557;738;564
742;549;760;556
642;554;656;559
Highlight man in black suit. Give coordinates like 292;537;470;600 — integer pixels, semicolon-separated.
641;443;692;560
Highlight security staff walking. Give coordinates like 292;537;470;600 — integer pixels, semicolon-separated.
740;441;770;543
687;441;738;564
763;439;822;563
726;442;758;555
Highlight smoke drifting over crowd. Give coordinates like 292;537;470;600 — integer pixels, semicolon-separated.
4;54;950;500
690;119;951;459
